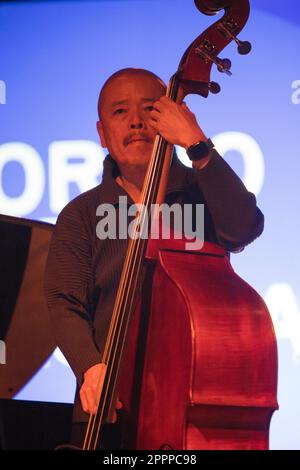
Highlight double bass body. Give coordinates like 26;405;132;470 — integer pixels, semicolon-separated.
119;237;278;450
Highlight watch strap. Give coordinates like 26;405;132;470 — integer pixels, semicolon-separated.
186;138;214;161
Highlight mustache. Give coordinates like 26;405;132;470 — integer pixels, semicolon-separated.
124;132;152;146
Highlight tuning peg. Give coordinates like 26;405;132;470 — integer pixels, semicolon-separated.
216;58;232;76
217;20;252;55
236;39;252;55
225;30;252;56
208;81;221;94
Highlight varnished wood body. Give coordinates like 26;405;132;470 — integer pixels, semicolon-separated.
118;238;278;450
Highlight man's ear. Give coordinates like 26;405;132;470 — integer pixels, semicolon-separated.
96;120;107;148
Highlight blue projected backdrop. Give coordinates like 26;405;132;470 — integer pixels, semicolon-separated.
0;0;300;450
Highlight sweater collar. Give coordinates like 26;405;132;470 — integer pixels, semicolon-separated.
99;152;188;206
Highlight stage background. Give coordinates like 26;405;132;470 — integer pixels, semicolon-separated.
0;0;299;449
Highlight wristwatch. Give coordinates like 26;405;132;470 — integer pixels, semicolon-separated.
186;138;214;161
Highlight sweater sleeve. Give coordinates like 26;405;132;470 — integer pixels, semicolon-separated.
44;199;101;385
193;149;264;252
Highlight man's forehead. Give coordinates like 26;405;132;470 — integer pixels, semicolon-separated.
109;96;161;107
98;69;166;117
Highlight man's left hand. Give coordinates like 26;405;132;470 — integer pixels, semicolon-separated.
150;96;207;149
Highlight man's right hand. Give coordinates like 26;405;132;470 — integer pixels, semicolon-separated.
79;362;122;421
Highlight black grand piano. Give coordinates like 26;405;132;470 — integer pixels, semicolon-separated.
0;215;72;449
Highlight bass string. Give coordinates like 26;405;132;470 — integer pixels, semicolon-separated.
83;136;167;450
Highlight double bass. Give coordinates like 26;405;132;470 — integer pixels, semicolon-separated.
82;0;278;450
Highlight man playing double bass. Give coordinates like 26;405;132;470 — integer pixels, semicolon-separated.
44;67;264;448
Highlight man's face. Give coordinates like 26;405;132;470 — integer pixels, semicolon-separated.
97;72;166;170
